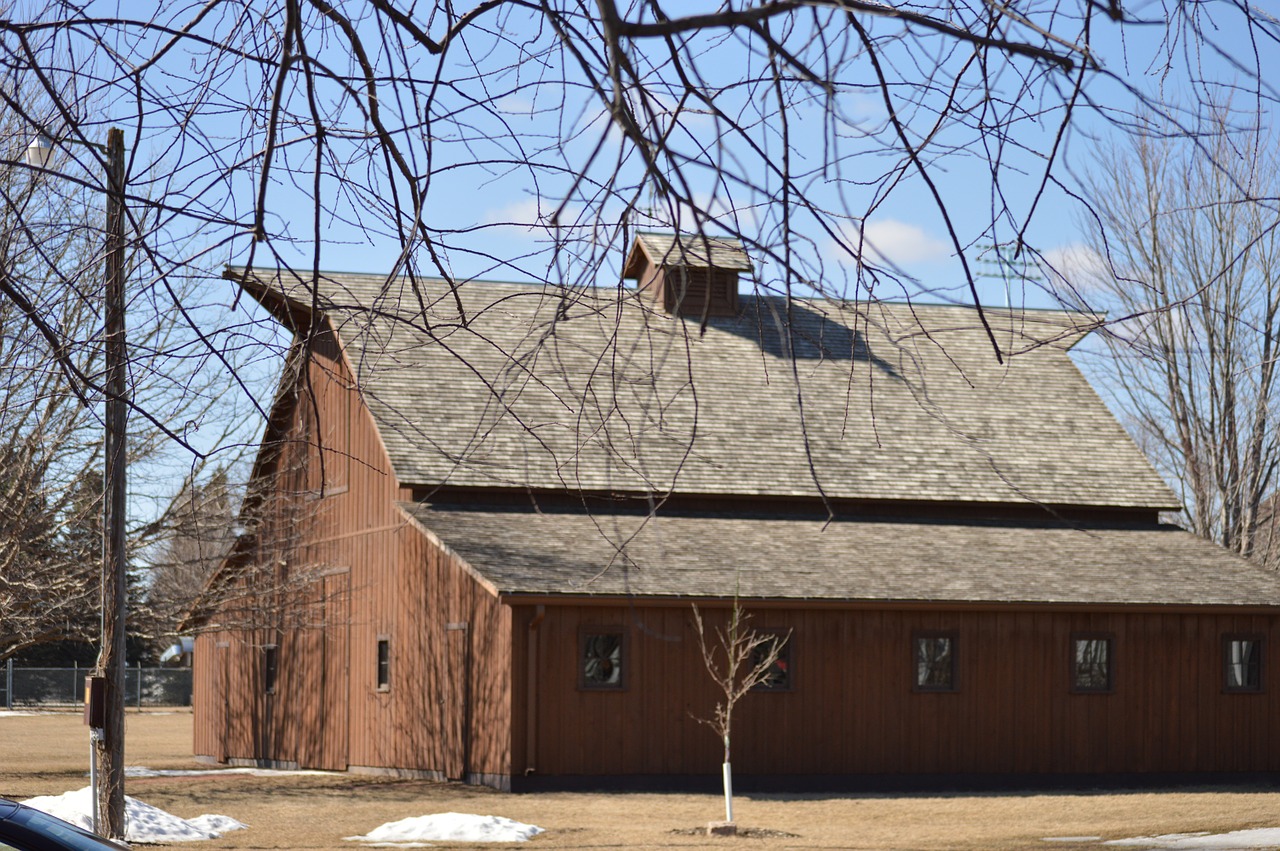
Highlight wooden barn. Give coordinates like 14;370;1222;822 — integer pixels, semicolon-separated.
188;234;1280;791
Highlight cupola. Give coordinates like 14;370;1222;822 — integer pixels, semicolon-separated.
622;232;752;317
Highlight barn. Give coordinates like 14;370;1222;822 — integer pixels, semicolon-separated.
188;234;1280;790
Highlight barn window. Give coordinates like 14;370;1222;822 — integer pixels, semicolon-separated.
913;631;956;692
376;637;391;691
1224;636;1263;692
750;630;792;691
580;630;626;690
1071;633;1113;693
263;645;278;694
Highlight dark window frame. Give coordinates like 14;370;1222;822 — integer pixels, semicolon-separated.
912;630;958;693
1223;634;1264;693
263;644;279;695
1070;631;1115;694
376;636;391;692
750;629;794;692
579;628;628;691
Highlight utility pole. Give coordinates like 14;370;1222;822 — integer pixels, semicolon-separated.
98;125;128;841
24;124;129;839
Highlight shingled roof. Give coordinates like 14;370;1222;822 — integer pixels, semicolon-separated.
399;503;1280;606
621;231;754;277
235;266;1178;511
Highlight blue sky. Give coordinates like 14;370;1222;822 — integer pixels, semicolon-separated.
200;2;1265;313
8;0;1275;513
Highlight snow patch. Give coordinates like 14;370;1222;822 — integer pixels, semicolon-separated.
1044;838;1103;843
126;766;334;778
20;787;245;844
346;813;545;844
1105;829;1280;849
187;814;248;835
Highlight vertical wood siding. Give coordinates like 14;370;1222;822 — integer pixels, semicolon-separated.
347;518;511;781
514;603;1280;780
192;329;512;779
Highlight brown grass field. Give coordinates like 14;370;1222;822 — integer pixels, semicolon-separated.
2;710;1280;849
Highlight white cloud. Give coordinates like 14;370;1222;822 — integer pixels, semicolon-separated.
495;95;536;116
830;219;952;268
480;197;594;244
1038;242;1109;291
483;197;544;228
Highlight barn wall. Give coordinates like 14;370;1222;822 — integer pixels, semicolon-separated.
191;632;222;760
192;328;512;779
349;525;512;783
192;626;278;765
514;603;1280;782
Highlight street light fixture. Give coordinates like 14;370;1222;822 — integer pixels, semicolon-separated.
25;127;129;842
23;134;55;168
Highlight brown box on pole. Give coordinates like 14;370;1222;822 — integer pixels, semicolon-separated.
84;676;106;729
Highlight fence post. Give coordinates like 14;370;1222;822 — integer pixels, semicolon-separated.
5;659;11;710
136;662;142;708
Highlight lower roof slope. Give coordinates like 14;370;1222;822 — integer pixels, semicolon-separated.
238;268;1178;511
400;503;1280;607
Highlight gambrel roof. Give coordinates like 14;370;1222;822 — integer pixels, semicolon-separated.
235;266;1177;511
398;503;1278;607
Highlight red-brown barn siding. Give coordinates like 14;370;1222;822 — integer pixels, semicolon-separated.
193;331;512;783
342;520;511;784
509;602;1280;783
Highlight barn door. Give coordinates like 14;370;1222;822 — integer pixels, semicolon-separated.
214;641;230;763
317;570;350;770
444;622;470;781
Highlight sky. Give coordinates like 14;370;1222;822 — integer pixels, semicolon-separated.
229;3;1271;320
15;2;1272;296
6;1;1276;516
70;2;1259;295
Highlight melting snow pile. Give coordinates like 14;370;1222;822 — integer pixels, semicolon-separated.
126;766;333;778
1103;829;1280;849
21;787;246;844
346;813;545;844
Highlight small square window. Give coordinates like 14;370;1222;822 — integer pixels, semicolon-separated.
750;631;792;691
376;637;391;691
1072;633;1113;693
913;631;956;692
263;645;278;695
580;630;626;690
1224;636;1263;692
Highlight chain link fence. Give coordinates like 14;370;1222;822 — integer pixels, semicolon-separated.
0;661;192;708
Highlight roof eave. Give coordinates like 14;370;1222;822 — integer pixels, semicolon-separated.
495;593;1280;613
224;266;318;335
620;240;649;280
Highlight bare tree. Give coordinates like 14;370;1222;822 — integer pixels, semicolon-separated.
691;602;789;831
0;4;1272;529
0;2;1275;834
0;76;108;663
176;344;353;637
139;466;239;650
0;2;1274;375
0;71;257;662
1258;495;1280;569
1065;106;1280;563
